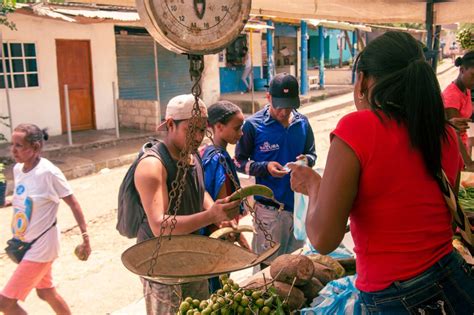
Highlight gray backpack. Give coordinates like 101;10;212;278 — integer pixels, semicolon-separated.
116;140;160;238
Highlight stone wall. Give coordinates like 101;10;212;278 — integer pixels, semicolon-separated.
117;99;161;131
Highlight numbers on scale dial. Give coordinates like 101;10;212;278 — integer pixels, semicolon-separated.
139;0;250;54
165;0;231;32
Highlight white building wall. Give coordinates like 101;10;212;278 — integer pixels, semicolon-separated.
250;32;263;68
201;54;220;106
0;14;118;140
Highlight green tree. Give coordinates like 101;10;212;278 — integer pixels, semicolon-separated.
381;23;425;30
456;24;473;50
1;0;16;30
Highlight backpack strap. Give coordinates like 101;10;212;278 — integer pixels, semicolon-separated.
152;141;177;189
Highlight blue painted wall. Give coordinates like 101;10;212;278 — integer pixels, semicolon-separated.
275;24;298;37
308;29;353;67
220;66;262;94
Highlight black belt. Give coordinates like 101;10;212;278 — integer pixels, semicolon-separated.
256;198;281;209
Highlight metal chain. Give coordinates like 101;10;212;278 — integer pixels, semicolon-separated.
147;55;205;277
205;131;277;248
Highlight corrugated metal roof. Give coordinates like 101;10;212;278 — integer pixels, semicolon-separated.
54;8;139;21
15;2;139;23
16;3;76;22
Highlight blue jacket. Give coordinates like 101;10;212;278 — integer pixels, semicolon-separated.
235;105;316;212
200;145;243;237
201;145;241;200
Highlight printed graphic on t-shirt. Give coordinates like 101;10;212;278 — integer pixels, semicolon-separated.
259;141;280;152
11;184;33;241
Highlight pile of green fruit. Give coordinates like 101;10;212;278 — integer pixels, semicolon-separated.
177;275;289;315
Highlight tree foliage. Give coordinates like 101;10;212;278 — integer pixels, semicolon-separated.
381;23;425;30
456;24;473;50
1;0;17;30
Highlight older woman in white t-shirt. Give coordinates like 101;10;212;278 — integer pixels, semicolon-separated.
0;124;91;315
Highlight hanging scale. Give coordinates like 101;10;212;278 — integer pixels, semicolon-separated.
122;0;281;284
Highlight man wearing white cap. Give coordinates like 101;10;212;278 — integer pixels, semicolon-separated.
134;94;241;314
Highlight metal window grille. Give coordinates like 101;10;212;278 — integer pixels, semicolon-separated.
0;42;39;89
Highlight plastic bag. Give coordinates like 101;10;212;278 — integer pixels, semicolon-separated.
304;240;354;259
300;275;362;315
293;191;309;241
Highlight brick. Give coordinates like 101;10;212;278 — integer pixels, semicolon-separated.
120;114;133;124
146;117;158;124
145;124;157;132
134;116;146;124
140;109;152;116
139;102;151;109
127;108;139;115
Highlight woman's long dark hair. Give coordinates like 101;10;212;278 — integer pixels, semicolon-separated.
355;31;446;178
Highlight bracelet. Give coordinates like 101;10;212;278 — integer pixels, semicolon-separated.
81;232;89;237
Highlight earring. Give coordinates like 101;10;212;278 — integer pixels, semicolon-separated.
357;92;365;100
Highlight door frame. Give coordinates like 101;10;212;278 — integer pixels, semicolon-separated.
56;39;97;133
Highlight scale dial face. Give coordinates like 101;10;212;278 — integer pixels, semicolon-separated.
137;0;252;54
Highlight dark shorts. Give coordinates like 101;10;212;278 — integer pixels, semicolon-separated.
359;251;474;314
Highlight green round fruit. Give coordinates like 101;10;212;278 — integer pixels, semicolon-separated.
240;296;249;307
251;291;262;300
219;274;229;281
201;307;212;315
179;301;190;312
264;296;273;307
234;292;242;302
255;298;264;308
199;301;208;311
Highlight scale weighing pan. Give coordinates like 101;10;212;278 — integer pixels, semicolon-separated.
122;234;280;285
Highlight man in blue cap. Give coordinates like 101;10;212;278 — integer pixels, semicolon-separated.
235;73;316;265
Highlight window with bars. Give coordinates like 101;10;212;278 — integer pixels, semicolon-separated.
0;42;39;89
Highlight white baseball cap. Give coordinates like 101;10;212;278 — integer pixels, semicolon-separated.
157;94;208;131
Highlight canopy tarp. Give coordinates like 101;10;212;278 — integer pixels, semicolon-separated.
61;0;474;24
250;0;474;24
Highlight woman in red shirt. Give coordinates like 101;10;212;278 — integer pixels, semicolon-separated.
290;32;473;314
442;51;474;155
